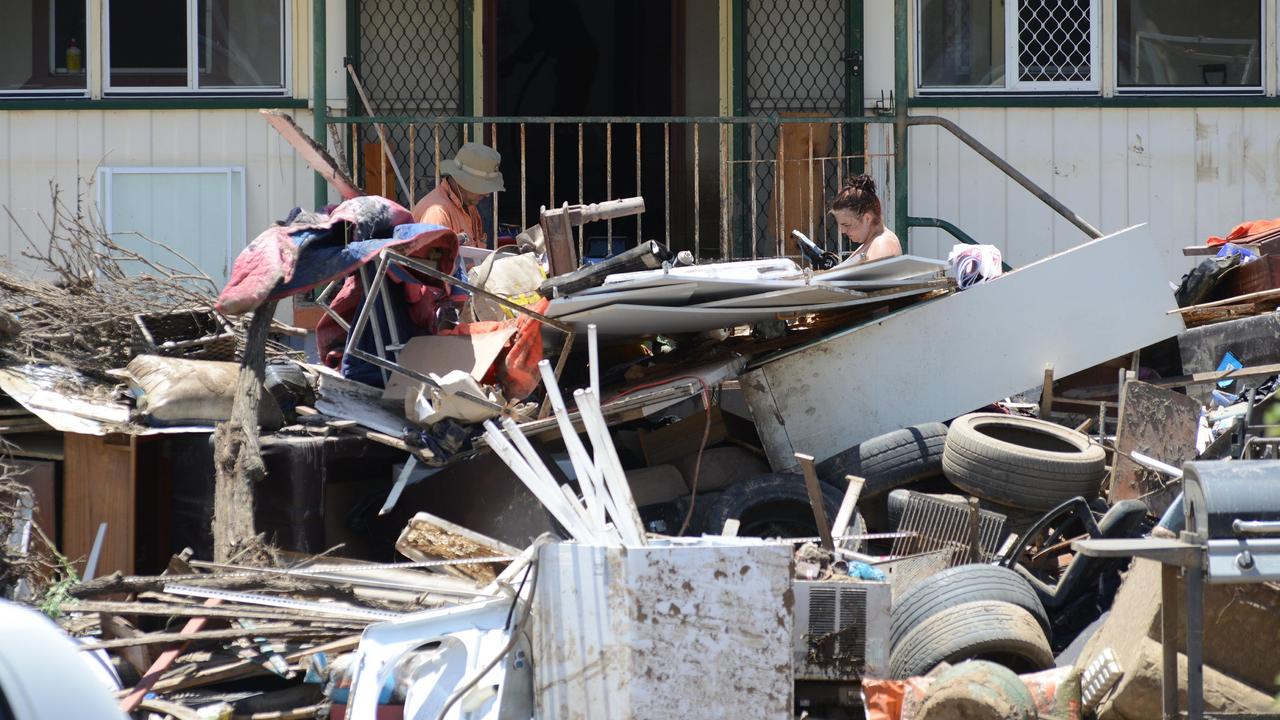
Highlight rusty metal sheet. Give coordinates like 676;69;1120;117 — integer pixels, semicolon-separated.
1107;379;1201;515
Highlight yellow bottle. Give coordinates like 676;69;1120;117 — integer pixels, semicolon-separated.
66;38;81;73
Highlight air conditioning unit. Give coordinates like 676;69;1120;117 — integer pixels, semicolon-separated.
792;580;891;682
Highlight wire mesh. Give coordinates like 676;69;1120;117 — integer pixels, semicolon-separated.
1017;0;1093;83
744;0;854;257
355;0;465;207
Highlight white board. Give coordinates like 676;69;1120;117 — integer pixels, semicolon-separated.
785;254;947;282
696;284;864;309
740;225;1186;472
546;283;699;317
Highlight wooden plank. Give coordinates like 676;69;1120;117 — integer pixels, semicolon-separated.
795;453;834;551
63;433;137;576
1106;380;1201;516
1170;287;1280;313
260;110;361;200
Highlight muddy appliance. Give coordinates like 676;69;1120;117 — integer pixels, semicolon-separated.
1075;460;1280;720
792;579;891;716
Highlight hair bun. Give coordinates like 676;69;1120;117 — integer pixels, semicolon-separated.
845;175;876;196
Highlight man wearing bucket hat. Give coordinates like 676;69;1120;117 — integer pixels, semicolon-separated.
411;141;505;248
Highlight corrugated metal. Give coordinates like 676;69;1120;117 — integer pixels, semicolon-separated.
0;109;318;273
896;107;1280;279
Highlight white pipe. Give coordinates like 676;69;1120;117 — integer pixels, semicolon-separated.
483;422;598;543
574;389;647;546
588;323;600;398
538;360;609;528
1131;451;1183;478
500;416;619;545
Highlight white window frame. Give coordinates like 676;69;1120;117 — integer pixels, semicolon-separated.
95;166;247;286
0;0;91;97
916;0;1102;94
103;0;291;96
1113;0;1266;95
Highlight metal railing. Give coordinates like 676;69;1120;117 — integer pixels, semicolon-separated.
324;114;897;262
324;112;1104;265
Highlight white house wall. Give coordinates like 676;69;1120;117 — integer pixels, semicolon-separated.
868;107;1280;282
0;109;318;274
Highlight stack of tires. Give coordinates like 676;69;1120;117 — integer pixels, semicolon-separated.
889;564;1053;679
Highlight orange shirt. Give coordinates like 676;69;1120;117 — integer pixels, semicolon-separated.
411;179;488;248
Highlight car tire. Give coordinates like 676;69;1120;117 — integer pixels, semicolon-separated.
890;563;1051;652
917;660;1038;720
817;423;949;497
702;473;865;550
889;600;1054;679
942;413;1106;510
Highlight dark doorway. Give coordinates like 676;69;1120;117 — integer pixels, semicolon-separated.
489;0;679;249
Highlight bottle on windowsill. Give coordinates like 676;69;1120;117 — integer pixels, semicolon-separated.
66;38;82;73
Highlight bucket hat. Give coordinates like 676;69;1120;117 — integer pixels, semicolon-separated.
442;142;505;194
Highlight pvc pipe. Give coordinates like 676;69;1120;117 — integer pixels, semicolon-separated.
588;324;600;398
538;360;609;527
574;389;646;545
482;422;597;543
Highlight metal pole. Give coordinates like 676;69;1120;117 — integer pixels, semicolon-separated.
578;123;585;259
908;116;1105;239
520;123;527;228
606;122;613;243
491;123;498;242
312;0;326;209
1160;564;1179;720
664;122;671;247
549;121;556;209
720;123;730;259
1186;566;1205;720
636;123;643;244
749;122;758;260
693;123;701;259
893;0;909;251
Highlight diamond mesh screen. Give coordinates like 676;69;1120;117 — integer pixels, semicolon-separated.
355;0;465;205
1017;0;1093;83
744;0;852;257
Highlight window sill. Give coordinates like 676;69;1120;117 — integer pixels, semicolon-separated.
0;97;309;111
910;94;1279;108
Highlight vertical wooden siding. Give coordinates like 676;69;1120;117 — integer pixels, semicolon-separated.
0;109;318;272
889;107;1280;279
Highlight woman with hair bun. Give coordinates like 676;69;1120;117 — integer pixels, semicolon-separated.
829;174;902;265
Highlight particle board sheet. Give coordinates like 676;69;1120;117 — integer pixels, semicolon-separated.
740;225;1186;471
1107;380;1201;516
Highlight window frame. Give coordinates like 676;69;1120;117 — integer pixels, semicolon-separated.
914;0;1102;95
1112;0;1266;95
103;0;291;97
95;165;248;287
0;0;91;98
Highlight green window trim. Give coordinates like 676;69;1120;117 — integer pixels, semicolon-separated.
0;97;310;111
909;95;1280;109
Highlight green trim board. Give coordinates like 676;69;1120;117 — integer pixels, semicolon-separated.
313;0;328;208
0;98;307;111
910;95;1280;109
845;0;864;175
460;0;473;117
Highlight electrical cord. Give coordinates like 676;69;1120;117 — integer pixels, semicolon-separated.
610;375;713;536
432;541;544;720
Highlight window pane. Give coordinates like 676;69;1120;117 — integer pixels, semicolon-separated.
198;0;284;88
109;0;188;87
918;0;1005;87
1118;0;1261;87
1018;0;1092;83
0;0;87;93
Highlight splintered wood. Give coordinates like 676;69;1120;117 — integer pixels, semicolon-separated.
396;511;519;583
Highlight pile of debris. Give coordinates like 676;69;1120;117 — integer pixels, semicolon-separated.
3;114;1280;720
